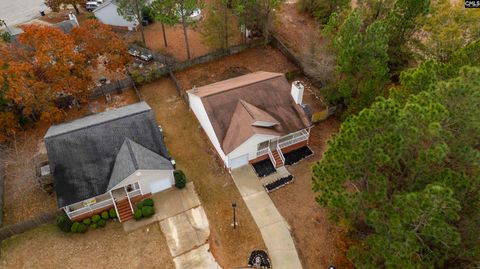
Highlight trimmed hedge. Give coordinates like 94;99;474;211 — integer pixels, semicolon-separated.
143;198;154;207
77;223;87;233
71;222;80;233
109;208;117;218
142;206;155;218
101;211;109;220
56;213;72;233
133;209;142;220
82;218;91;225
136;201;145;210
98;219;107;228
174;170;187;189
90;223;98;229
92;215;101;223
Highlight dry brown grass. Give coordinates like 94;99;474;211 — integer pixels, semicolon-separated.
139;78;265;268
175;46;297;90
1;222;174;268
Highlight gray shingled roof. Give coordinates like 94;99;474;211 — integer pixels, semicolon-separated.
45;102;171;208
107;139;173;190
54;20;77;34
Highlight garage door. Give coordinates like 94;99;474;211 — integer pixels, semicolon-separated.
150;178;172;193
229;154;249;169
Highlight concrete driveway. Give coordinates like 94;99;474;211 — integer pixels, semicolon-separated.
123;182;222;269
231;165;303;269
0;0;48;26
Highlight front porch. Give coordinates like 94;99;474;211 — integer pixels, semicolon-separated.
255;128;310;168
64;182;146;222
254;129;310;169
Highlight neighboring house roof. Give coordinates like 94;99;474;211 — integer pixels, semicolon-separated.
93;0;117;13
45;102;171;208
188;71;311;154
107;139;173;190
54;20;77;34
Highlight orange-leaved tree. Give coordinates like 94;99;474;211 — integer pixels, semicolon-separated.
71;19;131;72
1;25;91;123
0;22;130;142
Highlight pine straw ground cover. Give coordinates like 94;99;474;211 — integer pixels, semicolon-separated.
139;78;265;268
269;118;354;269
0;222;174;268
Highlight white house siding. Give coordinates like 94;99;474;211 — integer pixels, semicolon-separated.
111;169;174;194
188;93;228;165
227;134;277;167
94;3;137;29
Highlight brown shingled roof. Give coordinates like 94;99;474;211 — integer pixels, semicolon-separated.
189;71;310;154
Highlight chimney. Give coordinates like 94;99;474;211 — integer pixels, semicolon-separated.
291;81;304;105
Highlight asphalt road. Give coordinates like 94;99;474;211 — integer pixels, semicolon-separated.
0;0;48;26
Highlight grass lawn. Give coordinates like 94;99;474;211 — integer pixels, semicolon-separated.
139;78;265;268
1;222;174;268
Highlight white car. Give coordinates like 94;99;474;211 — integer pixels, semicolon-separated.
176;7;202;22
85;2;100;11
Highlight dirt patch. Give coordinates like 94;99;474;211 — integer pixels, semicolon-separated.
139;78;265;268
269;118;353;269
274;3;324;55
2;90;139;226
144;22;212;61
175;46;297;89
1;222;174;268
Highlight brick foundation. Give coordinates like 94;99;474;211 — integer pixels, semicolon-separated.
249;140;309;165
70;193;152;222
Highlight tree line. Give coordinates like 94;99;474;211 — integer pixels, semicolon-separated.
310;0;480;268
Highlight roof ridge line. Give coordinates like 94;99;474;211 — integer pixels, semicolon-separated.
125;139;139;170
239;99;255;119
197;73;283;98
45;109;151;139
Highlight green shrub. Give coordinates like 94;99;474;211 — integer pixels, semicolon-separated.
90;223;98;229
143;198;154;207
56;213;72;233
109;208;117;218
136;200;144;209
82;218;91;225
77;223;87;233
142;206;155;218
174;170;187;189
133;209;143;220
98;219;107;228
101;211;109;220
92;215;101;223
71;222;80;233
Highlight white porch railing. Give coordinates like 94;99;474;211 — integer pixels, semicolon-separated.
255;129;310;158
277;144;285;164
257;147;269;157
268;148;276;167
67;198;114;219
128;189;142;198
277;130;309;150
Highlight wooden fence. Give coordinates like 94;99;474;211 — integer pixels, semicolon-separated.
0;210;60;242
89;77;135;99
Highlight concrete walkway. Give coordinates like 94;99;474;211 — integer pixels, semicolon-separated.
123;182;221;269
231;166;303;269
